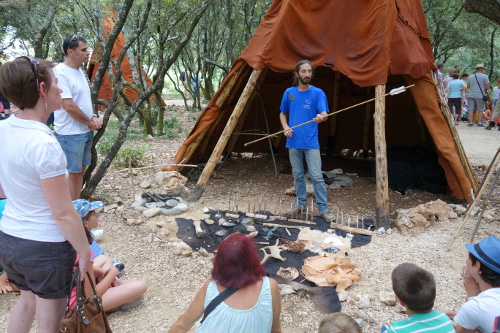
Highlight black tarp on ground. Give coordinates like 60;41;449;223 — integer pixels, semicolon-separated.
176;210;374;314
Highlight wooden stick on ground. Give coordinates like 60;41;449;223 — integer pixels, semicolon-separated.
329;222;373;236
263;223;309;230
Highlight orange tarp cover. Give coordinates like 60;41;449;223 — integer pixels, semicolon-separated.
241;0;435;86
86;10;156;110
174;0;472;202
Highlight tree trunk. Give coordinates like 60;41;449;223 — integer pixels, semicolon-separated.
464;0;500;25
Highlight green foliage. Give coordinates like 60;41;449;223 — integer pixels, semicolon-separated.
163;116;183;139
113;144;151;168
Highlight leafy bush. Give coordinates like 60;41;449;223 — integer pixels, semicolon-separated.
113;144;152;168
163;116;183;139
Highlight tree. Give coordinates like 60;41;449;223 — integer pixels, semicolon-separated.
463;0;500;26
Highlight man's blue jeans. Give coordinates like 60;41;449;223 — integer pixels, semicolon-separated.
288;148;328;214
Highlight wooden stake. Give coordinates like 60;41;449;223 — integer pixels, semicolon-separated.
287;218;317;225
329;222;373;236
189;69;265;201
374;84;390;229
306;207;309;223
263;223;309;230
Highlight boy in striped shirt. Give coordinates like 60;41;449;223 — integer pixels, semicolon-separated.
381;263;455;333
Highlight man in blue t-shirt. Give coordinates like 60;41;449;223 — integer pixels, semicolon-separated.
279;60;335;222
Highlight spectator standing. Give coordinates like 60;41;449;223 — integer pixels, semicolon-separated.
0;62;11;120
437;63;444;85
467;63;490;127
53;35;103;200
0;57;90;333
446;72;467;126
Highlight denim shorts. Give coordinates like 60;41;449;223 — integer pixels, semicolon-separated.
56;132;94;173
0;231;76;299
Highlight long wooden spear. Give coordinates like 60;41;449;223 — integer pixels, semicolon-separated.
244;84;414;147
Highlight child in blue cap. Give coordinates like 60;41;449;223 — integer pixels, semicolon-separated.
71;199;147;312
445;236;500;332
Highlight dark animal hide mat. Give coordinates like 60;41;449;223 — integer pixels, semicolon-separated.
176;210;373;314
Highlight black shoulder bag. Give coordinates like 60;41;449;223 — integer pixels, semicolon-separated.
475;74;489;102
199;287;239;325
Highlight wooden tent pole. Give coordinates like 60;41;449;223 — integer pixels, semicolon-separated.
363;87;372;154
189;69;264;201
374;84;391;229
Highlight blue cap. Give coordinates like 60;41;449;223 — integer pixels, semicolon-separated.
73;199;103;220
465;236;500;274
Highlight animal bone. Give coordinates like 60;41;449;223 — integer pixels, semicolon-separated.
248;231;258;238
277;267;299;280
218;218;226;225
260;239;287;264
193;220;206;238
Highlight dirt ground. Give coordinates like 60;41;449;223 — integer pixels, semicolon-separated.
0;109;498;332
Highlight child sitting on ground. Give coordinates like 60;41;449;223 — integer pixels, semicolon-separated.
381;263;454;332
318;313;362;333
72;199;147;312
444;236;500;333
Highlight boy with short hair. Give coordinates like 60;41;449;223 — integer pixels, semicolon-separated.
445;236;500;333
381;263;455;332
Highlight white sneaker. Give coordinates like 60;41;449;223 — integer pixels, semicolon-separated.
91;229;104;241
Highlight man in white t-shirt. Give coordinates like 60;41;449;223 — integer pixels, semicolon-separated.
54;35;103;199
444;236;500;333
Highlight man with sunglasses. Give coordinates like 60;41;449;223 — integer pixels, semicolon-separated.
53;35;103;200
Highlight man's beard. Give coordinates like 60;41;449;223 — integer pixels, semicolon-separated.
299;76;311;85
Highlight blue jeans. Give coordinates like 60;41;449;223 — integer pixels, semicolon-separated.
289;148;328;214
55;132;93;173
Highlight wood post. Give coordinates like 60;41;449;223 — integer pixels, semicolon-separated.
189;69;264;201
363;87;372;155
374;84;391;229
327;71;341;156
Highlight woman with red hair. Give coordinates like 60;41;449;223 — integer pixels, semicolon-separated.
168;233;282;333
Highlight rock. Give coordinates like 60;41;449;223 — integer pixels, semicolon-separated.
114;197;123;205
449;204;466;216
336;176;353;184
145;233;154;243
131;202;147;212
161;207;184;216
174;243;193;257
355;318;364;328
483;208;497;223
103;204;118;213
155;171;188;187
203;207;210;213
204;219;215;225
376;227;386;234
356;294;371;309
279;285;295;295
157;232;168;241
143;208;162;218
135;195;146;203
380;290;397;306
145;202;166;208
139;180;152;189
297;310;307;317
329;183;342;189
177;202;189;212
160;226;170;236
114;206;124;217
126;219;136;225
337;290;348;302
323;169;343;178
156;221;167;228
198;248;210;257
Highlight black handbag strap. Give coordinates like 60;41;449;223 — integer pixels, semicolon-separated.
474;73;487;97
199;286;239;325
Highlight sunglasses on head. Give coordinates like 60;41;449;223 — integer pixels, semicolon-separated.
19;56;40;94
